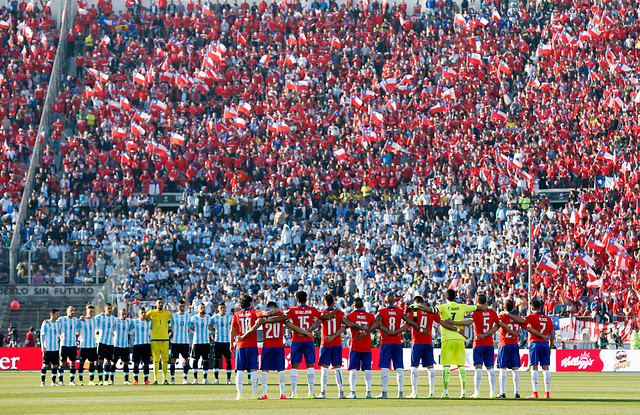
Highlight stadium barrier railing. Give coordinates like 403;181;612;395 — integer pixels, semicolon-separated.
8;0;77;283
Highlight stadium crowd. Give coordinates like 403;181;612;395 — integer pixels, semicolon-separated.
8;0;640;328
0;0;59;248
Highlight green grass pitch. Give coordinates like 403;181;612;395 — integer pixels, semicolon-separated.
1;371;639;414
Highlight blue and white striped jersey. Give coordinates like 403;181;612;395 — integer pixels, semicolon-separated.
113;318;131;348
94;313;117;345
130;319;151;346
210;313;232;343
57;316;79;348
189;315;211;345
170;312;191;344
78;318;97;349
40;319;60;351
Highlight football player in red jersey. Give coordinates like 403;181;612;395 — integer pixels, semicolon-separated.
504;299;554;399
496;299;526;398
286;291;337;399
240;301;312;399
373;292;405;399
344;297;377;398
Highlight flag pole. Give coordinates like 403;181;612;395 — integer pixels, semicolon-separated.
528;209;534;311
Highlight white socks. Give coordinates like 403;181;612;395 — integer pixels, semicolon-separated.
488;368;496;396
396;368;404;393
531;370;539;392
513;370;520;394
321;367;329;393
349;369;357;393
307;367;315;395
428;367;435;396
543;370;550;392
290;369;298;395
364;370;372;393
474;368;482;393
500;369;507;395
411;367;419;395
235;371;244;396
335;368;343;394
380;368;390;392
250;371;258;396
278;371;286;396
261;371;268;396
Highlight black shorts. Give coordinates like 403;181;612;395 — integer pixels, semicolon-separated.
60;346;78;363
214;342;231;362
132;344;152;365
191;344;210;361
113;347;130;363
79;347;98;362
43;351;59;366
97;343;114;361
171;343;190;360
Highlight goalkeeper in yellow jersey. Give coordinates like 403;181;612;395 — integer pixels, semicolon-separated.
146;298;172;384
436;289;488;398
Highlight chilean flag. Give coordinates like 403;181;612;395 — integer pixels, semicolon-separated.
120;97;131;111
112;127;127;138
616;251;631;270
277;121;290;133
238;101;251;115
223;106;237;118
331;36;342;48
498;61;512;76
430;103;447;113
285;54;296;65
537;44;553;55
133;110;151;122
454;13;466;27
381;77;397;90
295;81;309;91
130;122;145;136
607;94;624;111
586;268;602;288
537;256;558;274
387;98;398;111
576;251;596;268
586;236;605;252
108;100;121;111
442;67;458;79
237;32;247;46
597;147;616;162
333;148;347;161
491;108;507;122
233;117;247;129
132;72;146;86
150;99;167;112
467;52;482;65
448;274;459;290
351;95;363;108
258;54;270;67
298;32;308;46
169;132;185;145
148;141;169;157
491;9;501;22
384;140;408;154
126;141;139;151
203;5;212;16
362;90;375;101
371;111;384;125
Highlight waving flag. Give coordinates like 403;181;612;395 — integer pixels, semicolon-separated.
586;268;602;288
132;72;146;86
112;127;127;139
597;147;616;162
454;13;466;26
371;111;384;125
498;61;512;76
351;95;363;108
233;117;247;129
133;110;151;122
616;251;631;270
614;61;632;72
130;122;145;136
586;236;605;252
430;103;447;113
150;99;167;112
331;36;342;49
285;54;296;66
381;77;397;90
238;101;251;115
442;67;458;79
387;98;398;111
258;54;270;67
223;106;237;118
467;52;482;65
362;90;375;101
125;141;139;151
169;132;185;145
148;142;169;157
108;100;121;111
333;148;347;161
491;108;507;122
491;9;501;22
576;251;596;268
448;274;459;290
277;121;290;133
537;256;558;274
384;140;408;154
120;97;131;110
537;44;553;55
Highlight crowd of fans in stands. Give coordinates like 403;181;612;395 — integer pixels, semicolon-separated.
5;0;640;327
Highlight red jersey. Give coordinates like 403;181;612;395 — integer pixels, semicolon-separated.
498;314;524;347
346;310;375;352
320;308;345;347
231;308;260;348
405;307;441;345
262;311;285;348
525;312;552;343
472;309;500;347
286;305;321;343
377;306;404;345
